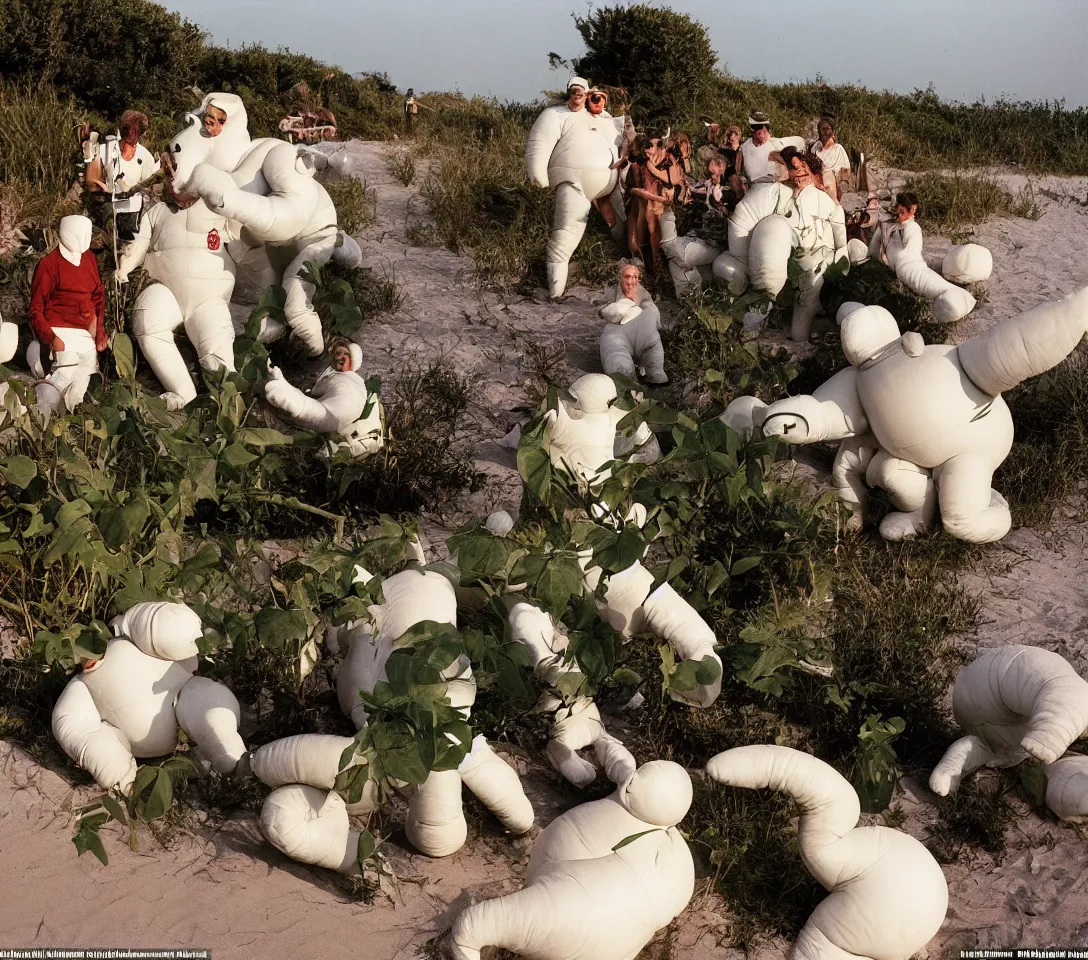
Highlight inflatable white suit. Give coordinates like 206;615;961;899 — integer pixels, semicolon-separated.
450;760;695;960
659;208;720;297
743;289;1088;542
930;645;1088;795
869;217;975;323
712;182;847;341
707;745;949;960
526;97;626;298
598;280;667;386
545;374;658;491
116;198;238;411
264;342;384;458
51;602;247;793
327;565;535;858
1043;755;1088;822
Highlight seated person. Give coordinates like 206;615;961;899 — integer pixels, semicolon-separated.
807;116;850;200
84;110;161;241
738;111;780;186
688;155;735;245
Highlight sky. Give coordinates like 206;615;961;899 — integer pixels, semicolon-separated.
165;0;1088;108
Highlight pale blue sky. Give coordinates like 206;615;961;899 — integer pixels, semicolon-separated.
167;0;1088;108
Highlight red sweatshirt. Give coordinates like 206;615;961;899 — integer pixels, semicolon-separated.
28;248;107;350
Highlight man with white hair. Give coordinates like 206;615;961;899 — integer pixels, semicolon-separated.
525;77;626;299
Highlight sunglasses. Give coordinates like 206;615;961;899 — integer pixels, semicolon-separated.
589;94;606;104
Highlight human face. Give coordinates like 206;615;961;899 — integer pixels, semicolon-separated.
203;106;228;137
647;137;666;163
707;123;720;143
788;157;813;189
896;203;917;223
725;130;740;150
751;124;770;146
818;120;834;143
331;346;353;371
567;86;586;111
620;269;640;299
587;93;607;116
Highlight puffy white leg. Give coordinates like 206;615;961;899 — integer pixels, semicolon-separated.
747;214;792;297
458;736;535;834
52;678;138;794
1043;755;1088;822
641;583;723;708
184;299;236;375
131;283;195;410
34;329;99;420
831;438;876;530
332;231;363;269
934;455;1011;543
791;255;827;342
547;182;592;298
548;699;604;787
282;234;338;357
712;251;749;294
174;676;246;776
635;307;667;385
929;735;997;796
260;785;360;874
406;768;467;857
593;732;637;784
866;450;937;540
599;323;637;380
251;733;358;789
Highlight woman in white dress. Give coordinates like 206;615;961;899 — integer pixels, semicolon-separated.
807;116;850;200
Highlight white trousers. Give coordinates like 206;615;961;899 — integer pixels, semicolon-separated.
35;327;98;419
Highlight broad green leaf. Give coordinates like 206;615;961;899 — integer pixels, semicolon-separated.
112;332;136;378
222;442;258;469
3;455;37;488
236;427;293;448
534;554;584;618
730;556;762;577
356;830;377;866
254;607;308;650
139;769;173;822
97;496;150;550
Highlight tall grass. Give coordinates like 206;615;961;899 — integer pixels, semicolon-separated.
902;173;1041;233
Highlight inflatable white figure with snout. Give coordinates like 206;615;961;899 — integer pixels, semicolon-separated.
869;217;975;323
526;92;626;298
505;598;636;788
450;760;695;960
707;745;949;960
545;374;659;491
745;289;1088;542
264;342;384;459
116;198;239;411
599;272;667;386
51;602;247;793
712;182;848;341
327;565;534;857
930;645;1088;796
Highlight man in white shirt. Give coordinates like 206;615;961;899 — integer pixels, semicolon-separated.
85;110;161;241
737;111;783;185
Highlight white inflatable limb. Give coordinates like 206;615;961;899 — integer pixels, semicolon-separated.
260;785;360;874
450;761;694;960
791;248;834;342
333;231;363;269
0;318;18;364
547;181;592;298
707;745;948;960
888;221;975;323
548;698;605;787
174;676;246;775
525;107;562;188
958;286;1088;396
641;583;722;708
52;678;138;793
719;395;770;437
932;454;1011;543
761;367;867;444
599;301;666;384
593;732;637;785
406;768;467;858
747;214;793;297
131;283;195;410
458;735;535;834
864;449;937;540
830;437;877;526
929;645;1088;796
281;231;338;357
942;243;992;284
111;601;203;662
184;298;236;374
250;734;355;789
1043;755;1088;822
33;329;98;420
265;367;358;434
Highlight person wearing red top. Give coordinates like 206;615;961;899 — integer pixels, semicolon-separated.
27;215;106;418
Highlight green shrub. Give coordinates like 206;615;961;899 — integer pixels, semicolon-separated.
902;172;1041;233
323;175;377;235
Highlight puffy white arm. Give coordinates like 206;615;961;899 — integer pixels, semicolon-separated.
525;108;563;187
641;582;722;708
174;676;246;775
599;299;642;325
115;209;153;282
830;202;848;264
260;785;360;874
458;736;535;834
52;678;138;793
251;733;357;789
110;601;202;661
1044;755;1088;822
761;367;866;444
406;769;467;858
265;368;341;433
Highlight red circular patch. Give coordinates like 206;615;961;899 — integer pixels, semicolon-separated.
207;229;221;251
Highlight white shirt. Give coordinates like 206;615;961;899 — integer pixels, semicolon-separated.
809;140;850;175
739;137;785;184
98;139;160;212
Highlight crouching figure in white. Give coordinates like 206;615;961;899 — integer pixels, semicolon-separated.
712;148;847;341
116;188;238;411
526;77;626;299
451;760;693;960
51;602;247;793
707;745;948;960
930;645;1088;795
265;338;383;459
745;288;1088;543
327;564;534;858
599;263;667;385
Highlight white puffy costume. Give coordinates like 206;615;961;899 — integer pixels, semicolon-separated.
930;645;1088;797
598;280;667;385
327;566;535;858
51;602;247;793
869;217;975;323
745;289;1088;543
707;745;948;960
264;342;384;458
450;760;695;960
116;198;239;410
712;182;848;340
526;103;626;298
